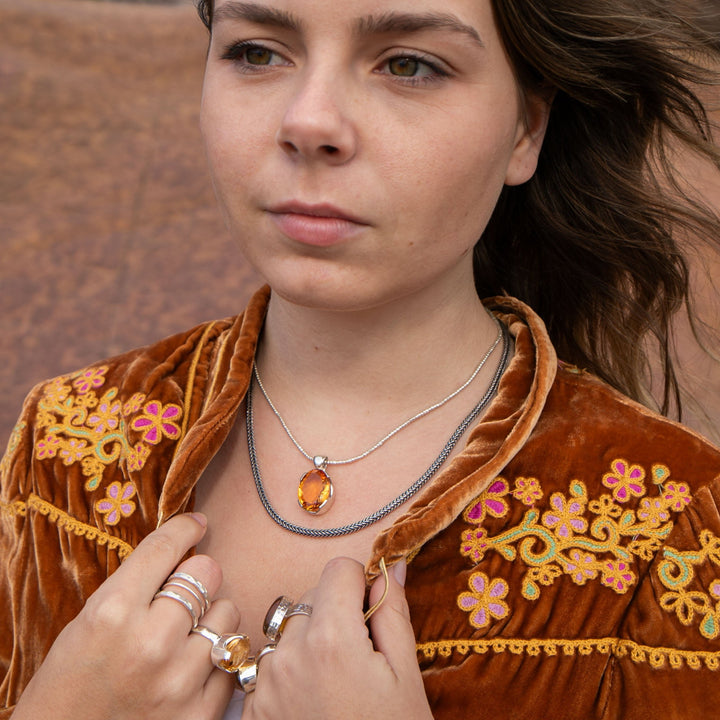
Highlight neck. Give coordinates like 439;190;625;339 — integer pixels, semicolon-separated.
256;276;499;420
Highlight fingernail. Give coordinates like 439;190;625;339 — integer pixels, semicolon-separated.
189;512;207;528
391;559;407;587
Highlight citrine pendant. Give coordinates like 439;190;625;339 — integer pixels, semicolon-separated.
298;456;334;515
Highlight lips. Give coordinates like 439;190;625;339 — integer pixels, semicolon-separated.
267;202;369;247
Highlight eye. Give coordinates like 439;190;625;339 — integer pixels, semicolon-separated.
378;53;449;85
221;41;290;69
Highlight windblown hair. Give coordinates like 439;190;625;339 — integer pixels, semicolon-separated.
481;0;719;416
195;0;719;418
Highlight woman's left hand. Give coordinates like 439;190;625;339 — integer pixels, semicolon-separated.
243;556;433;720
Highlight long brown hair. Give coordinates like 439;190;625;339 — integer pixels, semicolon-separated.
481;0;719;416
195;0;720;417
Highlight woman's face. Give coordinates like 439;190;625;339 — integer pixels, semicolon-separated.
201;0;548;311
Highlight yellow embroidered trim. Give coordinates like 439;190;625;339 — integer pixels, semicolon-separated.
1;494;133;559
175;321;218;457
417;637;720;670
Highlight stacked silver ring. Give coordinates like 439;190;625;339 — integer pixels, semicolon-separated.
236;595;313;693
153;571;210;629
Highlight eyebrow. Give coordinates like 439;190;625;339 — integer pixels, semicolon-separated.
212;2;302;30
211;2;484;48
355;11;484;47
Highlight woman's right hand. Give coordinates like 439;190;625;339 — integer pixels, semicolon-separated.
11;513;239;720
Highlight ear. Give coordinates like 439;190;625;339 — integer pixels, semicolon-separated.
504;87;554;187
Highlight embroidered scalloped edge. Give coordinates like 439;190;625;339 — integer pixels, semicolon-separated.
1;494;133;558
416;637;720;670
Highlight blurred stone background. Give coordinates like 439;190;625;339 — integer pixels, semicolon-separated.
0;0;718;447
0;0;261;445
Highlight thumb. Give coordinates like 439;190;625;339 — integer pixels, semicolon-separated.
368;559;419;674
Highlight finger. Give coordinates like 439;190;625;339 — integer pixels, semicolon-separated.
368;559;420;676
187;597;244;676
149;553;225;634
104;513;209;602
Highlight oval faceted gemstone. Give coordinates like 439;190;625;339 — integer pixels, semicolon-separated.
298;468;333;514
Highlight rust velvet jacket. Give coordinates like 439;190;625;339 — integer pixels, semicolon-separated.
2;286;720;719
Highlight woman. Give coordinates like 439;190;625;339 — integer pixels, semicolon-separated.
2;0;719;718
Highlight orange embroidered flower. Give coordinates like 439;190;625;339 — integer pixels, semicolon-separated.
127;443;150;472
73;367;108;395
460;527;490;563
58;438;87;465
36;434;61;459
123;393;147;416
96;481;137;525
602;459;646;503
457;572;509;629
43;379;70;405
542;492;587;538
601;560;635;593
86;396;122;436
637;497;670;527
512;477;543;505
131;401;182;445
663;482;692;512
464;479;509;524
566;549;598;585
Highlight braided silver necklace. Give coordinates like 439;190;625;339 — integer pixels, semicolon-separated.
253;322;502;516
246;325;509;537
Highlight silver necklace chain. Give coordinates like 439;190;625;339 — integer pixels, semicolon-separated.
246;326;509;537
252;321;502;466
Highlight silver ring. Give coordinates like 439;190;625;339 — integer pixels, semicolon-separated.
286;602;313;621
263;596;294;642
166;571;211;612
153;588;199;628
236;659;258;693
191;625;250;673
256;643;277;666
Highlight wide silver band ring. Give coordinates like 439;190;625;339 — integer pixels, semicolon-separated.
191;625;251;673
263;596;313;642
153;588;199;628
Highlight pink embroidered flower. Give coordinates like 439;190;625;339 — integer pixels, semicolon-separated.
43;379;70;405
58;438;87;465
542;492;587;538
602;459;646;503
96;481;137;525
36;434;61;459
664;482;692;512
460;527;490;563
601;560;635;593
123;392;146;416
710;581;720;601
457;572;509;629
565;549;598;585
131;401;182;445
637;497;670;527
464;479;509;524
87;398;122;436
127;442;150;472
512;477;543;505
73;367;108;395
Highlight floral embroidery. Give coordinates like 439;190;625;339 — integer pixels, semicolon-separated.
459;460;691;628
602;459;645;503
73;367;107;395
663;482;692;512
463;478;509;524
512;477;542;505
34;366;184;495
542;488;588;538
96;481;137;526
457;572;509;629
0;421;26;475
131;401;182;445
657;530;720;639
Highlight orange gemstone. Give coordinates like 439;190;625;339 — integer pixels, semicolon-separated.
298;468;333;514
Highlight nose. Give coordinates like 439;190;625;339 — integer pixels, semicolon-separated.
276;68;358;165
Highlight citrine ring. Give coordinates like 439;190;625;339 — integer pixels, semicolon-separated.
191;625;251;673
